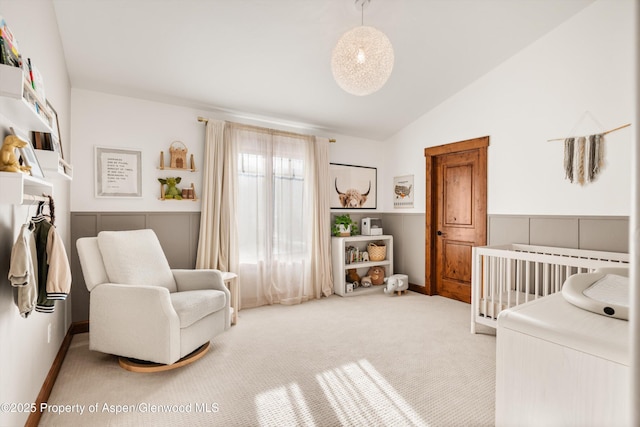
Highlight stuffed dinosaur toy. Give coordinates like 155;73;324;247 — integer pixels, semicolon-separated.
158;176;182;199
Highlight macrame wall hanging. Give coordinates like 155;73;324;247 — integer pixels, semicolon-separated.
548;119;630;186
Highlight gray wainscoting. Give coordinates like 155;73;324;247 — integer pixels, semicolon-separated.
377;213;426;289
70;212;201;322
488;215;629;252
73;211;628;320
333;212;630;291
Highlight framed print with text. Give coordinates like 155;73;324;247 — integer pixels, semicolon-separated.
95;146;142;197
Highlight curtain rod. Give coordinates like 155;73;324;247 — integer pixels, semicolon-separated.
197;116;336;142
547;123;631;142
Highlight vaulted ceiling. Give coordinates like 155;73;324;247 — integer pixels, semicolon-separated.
52;0;595;140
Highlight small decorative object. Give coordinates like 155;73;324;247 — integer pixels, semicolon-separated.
367;242;386;261
362;252;369;262
346;268;360;284
346;283;354;293
394;175;414;208
361;276;372;287
169;141;188;169
366;266;385;286
332;214;359;236
384;274;409;296
158;177;182;200
367;266;385;285
0;134;31;174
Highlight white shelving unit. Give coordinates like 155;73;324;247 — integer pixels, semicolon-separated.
332;235;393;297
0;63;55;133
0;63;72;202
35;149;72;180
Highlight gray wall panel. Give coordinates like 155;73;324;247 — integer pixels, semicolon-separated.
378;213;426;287
579;218;629;252
488;216;529;246
100;214;146;231
71;212;201;322
488;214;629;253
529;217;579;248
379;214;404;275
70;214;99;322
148;214;193;268
402;214;426;287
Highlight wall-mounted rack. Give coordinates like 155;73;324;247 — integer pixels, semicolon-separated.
0;171;52;204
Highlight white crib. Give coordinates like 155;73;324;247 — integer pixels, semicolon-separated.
471;244;629;333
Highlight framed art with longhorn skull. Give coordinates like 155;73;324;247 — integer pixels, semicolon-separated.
330;163;377;209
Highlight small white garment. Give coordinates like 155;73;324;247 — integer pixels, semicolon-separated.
8;224;38;317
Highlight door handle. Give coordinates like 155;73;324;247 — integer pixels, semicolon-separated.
437;230;443;236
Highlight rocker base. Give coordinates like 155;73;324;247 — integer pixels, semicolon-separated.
118;342;210;373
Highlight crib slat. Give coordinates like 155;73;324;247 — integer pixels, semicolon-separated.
524;261;531;302
471;244;629;332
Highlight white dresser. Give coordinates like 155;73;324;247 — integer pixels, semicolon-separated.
496;292;629;426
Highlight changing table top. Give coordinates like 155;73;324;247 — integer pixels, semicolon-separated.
497;293;628;366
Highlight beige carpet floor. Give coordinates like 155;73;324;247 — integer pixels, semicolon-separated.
40;291;496;426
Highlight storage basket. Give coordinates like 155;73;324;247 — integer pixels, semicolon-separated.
367;243;386;261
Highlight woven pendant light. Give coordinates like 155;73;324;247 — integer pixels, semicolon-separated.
331;1;394;96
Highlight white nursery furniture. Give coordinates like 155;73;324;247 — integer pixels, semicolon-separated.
471;244;628;333
495;268;629;426
331;235;393;296
76;229;230;370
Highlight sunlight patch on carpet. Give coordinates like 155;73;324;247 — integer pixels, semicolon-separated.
316;359;430;427
255;383;316;426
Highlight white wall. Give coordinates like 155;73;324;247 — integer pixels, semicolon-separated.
0;2;71;426
70;89;388;212
70;90;205;212
385;0;634;217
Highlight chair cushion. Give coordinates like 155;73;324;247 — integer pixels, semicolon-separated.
97;229;177;292
170;290;227;328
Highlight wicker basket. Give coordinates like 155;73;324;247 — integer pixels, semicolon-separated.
367;243;386;261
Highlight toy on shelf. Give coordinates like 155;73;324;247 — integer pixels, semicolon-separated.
0;134;31;174
159;177;182;199
158;177;197;201
366;266;385;285
159;141;195;171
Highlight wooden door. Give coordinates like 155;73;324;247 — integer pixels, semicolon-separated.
424;137;488;303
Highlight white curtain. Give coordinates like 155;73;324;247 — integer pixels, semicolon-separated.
310;136;334;298
229;123;332;308
196;120;238;276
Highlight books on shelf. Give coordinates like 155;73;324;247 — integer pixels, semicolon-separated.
345;246;365;264
0;15;21;67
0;15;50;125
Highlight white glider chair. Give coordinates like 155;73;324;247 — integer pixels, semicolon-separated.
76;229;230;371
